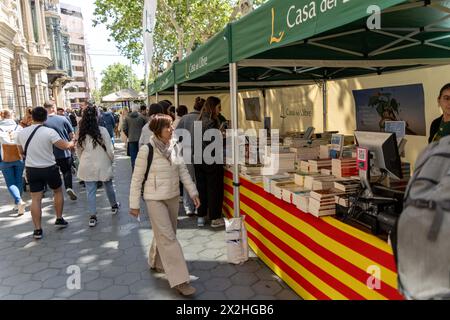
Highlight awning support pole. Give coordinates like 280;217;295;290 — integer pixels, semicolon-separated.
174;84;179;107
155;92;159;101
323;80;328;132
229;62;240;218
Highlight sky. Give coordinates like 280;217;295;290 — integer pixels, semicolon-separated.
62;0;145;88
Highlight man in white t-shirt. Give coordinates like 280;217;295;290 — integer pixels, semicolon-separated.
17;107;76;239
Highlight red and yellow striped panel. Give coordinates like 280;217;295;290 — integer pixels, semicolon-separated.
223;170;404;300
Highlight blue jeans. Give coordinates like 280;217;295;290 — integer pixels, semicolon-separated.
85;180;117;215
128;142;139;171
0;161;25;204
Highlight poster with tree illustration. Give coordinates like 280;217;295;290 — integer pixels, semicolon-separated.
353;84;426;136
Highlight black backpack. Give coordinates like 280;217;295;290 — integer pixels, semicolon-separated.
141;143;154;197
69;113;77;127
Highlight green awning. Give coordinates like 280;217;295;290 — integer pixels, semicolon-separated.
175;27;230;84
149;0;450;93
230;0;406;62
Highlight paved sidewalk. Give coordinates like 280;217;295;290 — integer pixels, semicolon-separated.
0;142;299;300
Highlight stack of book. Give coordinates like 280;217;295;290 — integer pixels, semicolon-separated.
262;148;296;174
333;179;361;193
309;189;346;217
320;168;332;175
312;177;342;190
293;191;311;213
300;161;310;173
294;171;318;186
308;159;332;173
304;175;331;190
334;195;350;207
272;180;295;199
263;175;291;193
384;162;411;191
319;145;333;159
281;184;309;204
290;146;319;162
331;158;358;178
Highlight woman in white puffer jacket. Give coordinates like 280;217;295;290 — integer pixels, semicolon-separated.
129;113;200;296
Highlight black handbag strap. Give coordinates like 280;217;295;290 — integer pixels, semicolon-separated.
24;125;42;158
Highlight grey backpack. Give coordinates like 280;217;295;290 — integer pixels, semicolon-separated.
396;135;450;300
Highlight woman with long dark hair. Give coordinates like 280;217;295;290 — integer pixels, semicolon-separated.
76;106;120;227
195;96;225;228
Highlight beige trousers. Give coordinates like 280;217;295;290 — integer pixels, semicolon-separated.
146;197;189;288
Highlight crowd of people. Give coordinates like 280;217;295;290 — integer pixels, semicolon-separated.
0;95;229;296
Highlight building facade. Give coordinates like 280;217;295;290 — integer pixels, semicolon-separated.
0;0;72;119
44;0;72;109
60;3;95;108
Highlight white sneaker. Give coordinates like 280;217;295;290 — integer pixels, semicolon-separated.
89;215;97;227
111;202;120;215
17;201;26;216
197;217;205;227
66;188;77;201
211;218;225;228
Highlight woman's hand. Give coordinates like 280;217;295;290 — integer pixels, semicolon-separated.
129;208;140;218
192;196;201;209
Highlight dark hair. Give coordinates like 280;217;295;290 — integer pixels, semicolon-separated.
101;106;107;112
158;100;171;114
149;113;173;138
149;103;163;116
140;104;147;111
78;106;106;151
199;96;221;120
169;106;175;114
439;83;450;98
176;105;188;117
32;106;47;122
193;97;205;111
57;107;64;113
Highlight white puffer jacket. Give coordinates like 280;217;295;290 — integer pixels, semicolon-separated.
76;127;114;182
129;137;198;209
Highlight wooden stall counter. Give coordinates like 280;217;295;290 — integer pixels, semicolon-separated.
222;169;404;300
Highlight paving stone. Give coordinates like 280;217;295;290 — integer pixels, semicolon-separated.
85;278;114;291
114;272;141;286
32;268;60;282
42;276;68;289
22;262;50;274
230;272;259;286
225;285;256;300
255;268;278;281
203;277;232;291
23;289;55;300
192;261;218;271
276;289;302;300
1;294;23;300
2;273;32;286
71;291;99;300
190;270;211;282
210;264;238;278
198;248;224;260
197;291;227;300
252;280;283;296
235;260;262;273
11;255;38;267
100;266;127;278
251;295;277;300
99;285;129;300
126;261;148;273
0;285;12;298
11;281;42;294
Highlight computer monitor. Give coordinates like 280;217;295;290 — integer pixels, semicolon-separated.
354;131;403;180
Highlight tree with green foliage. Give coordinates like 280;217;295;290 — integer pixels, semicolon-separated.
93;0;267;79
100;63;141;97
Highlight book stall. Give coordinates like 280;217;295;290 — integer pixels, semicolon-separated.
148;0;450;300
